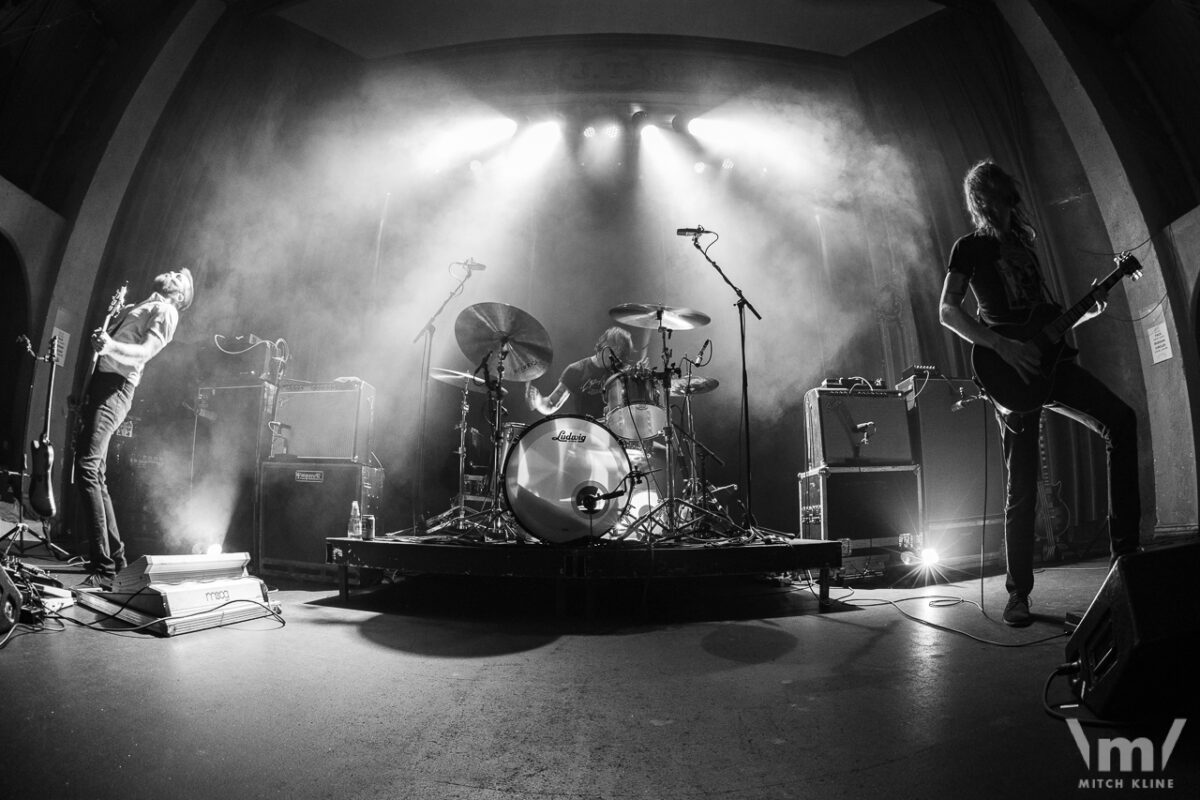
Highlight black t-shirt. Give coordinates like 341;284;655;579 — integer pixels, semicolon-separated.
946;231;1053;327
558;356;613;419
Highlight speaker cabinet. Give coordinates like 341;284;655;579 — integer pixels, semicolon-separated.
1064;540;1200;718
804;388;913;468
799;465;922;575
897;376;1005;524
275;381;374;462
259;461;383;572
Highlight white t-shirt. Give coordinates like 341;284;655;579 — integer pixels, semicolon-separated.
98;293;179;386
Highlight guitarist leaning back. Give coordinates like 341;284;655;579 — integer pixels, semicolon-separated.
75;269;194;590
938;160;1140;628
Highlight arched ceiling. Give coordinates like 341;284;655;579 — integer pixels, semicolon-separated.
251;0;943;59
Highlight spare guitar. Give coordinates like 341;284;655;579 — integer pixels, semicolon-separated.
67;283;128;484
28;335;63;519
1034;414;1069;561
971;252;1144;414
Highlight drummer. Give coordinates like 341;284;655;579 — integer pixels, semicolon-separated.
525;326;640;419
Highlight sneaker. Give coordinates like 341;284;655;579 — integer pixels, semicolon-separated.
77;573;112;591
1003;594;1033;627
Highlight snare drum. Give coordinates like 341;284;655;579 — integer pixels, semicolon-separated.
603;369;666;440
503;415;632;543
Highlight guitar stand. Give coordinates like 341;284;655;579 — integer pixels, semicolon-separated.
2;523;70;560
2;470;70;561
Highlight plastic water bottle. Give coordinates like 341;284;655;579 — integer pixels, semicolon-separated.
348;500;362;538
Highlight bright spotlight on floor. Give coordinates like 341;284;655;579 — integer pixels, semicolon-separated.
693;161;707;174
721;158;735;170
604;123;621;139
583;126;596;138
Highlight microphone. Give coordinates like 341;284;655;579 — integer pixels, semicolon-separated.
950;388;982;412
698;339;711;360
676;227;707;237
950;396;981;412
464;258;487;271
854;421;875;446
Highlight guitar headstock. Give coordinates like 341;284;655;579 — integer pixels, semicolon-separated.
1115;251;1144;281
108;282;129;314
50;334;65;365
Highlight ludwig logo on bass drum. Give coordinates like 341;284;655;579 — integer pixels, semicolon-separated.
552;430;586;443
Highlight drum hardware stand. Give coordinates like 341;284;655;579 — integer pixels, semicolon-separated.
685;233;763;531
427;343;523;541
448;302;554;543
615;324;733;542
424;376;481;533
411;261;478;534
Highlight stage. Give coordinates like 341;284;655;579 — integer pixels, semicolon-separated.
325;533;841;610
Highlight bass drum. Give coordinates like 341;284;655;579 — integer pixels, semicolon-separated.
503;415;632;544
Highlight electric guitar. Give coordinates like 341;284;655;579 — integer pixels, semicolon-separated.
67;283;129;484
28;335;63;519
971;253;1144;414
1034;415;1069;561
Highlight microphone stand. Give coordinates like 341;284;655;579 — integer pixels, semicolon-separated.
411;269;474;533
688;235;763;531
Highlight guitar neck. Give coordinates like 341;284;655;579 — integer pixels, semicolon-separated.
1036;263;1128;347
41;338;59;440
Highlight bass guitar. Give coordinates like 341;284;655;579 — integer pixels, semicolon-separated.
28;335;63;519
971;253;1144;414
68;283;128;484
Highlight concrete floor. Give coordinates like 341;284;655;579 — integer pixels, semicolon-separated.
2;543;1197;800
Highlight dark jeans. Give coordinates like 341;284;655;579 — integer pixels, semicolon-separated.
997;361;1141;598
75;371;135;578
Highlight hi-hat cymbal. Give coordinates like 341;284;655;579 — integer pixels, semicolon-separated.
454;302;552;382
429;367;506;395
609;302;711;331
672;375;719;396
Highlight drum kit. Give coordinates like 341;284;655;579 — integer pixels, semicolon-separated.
424;300;739;545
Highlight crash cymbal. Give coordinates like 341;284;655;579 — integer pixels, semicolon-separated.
671;375;719;396
609;302;711;331
454;302;552;382
429;367;506;395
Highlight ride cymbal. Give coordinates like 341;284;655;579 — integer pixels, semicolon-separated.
609;302;711;331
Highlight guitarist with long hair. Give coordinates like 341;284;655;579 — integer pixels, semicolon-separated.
75;269;194;589
938;160;1141;627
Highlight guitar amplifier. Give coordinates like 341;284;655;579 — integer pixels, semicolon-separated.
275;380;374;463
259;461;384;573
803;387;913;468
